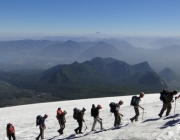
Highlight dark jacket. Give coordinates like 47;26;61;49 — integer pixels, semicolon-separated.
77;111;85;121
59;113;66;124
40;117;46;127
165;92;174;103
93;107;99;118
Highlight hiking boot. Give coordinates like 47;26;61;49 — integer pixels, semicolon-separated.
130;118;134;122
101;128;105;131
74;129;78;134
79;132;83;134
158;114;162;118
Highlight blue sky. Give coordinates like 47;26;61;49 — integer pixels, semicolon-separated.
1;0;180;39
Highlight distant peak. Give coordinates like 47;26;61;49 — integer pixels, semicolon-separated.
96;31;100;34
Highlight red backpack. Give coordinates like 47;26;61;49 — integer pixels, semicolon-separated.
7;123;15;134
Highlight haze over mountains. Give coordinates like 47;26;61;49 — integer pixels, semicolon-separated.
1;37;180;76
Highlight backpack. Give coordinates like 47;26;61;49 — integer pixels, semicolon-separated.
36;115;42;126
109;102;116;113
130;96;138;106
6;123;14;134
56;109;63;120
91;104;96;117
160;90;169;101
73;107;80;120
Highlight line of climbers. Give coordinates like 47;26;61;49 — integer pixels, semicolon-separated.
6;90;178;140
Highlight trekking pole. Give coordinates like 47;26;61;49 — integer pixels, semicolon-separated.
173;99;177;122
142;109;144;121
84;121;87;132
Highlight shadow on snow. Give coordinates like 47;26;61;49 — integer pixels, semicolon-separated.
47;123;129;140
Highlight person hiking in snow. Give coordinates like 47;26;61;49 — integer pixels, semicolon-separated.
58;110;67;135
114;100;124;126
56;107;63;133
6;123;16;140
91;104;104;131
158;90;178;117
130;92;144;122
36;114;48;140
74;107;86;134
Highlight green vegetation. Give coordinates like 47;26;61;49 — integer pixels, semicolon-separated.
0;79;59;108
0;58;168;107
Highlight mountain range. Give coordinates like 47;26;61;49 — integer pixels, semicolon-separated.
39;57;167;97
41;57;155;84
0;38;180;106
0;57;167;107
1;39;180;77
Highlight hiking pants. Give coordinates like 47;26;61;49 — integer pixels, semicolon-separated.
114;113;121;126
7;133;16;140
91;117;103;130
159;102;172;116
75;120;83;133
37;126;44;139
131;107;139;121
60;123;65;134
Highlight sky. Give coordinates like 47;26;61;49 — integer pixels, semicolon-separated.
1;93;180;140
1;0;180;39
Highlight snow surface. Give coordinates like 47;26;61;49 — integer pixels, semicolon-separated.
1;93;180;140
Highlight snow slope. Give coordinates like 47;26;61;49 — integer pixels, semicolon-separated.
1;93;180;140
